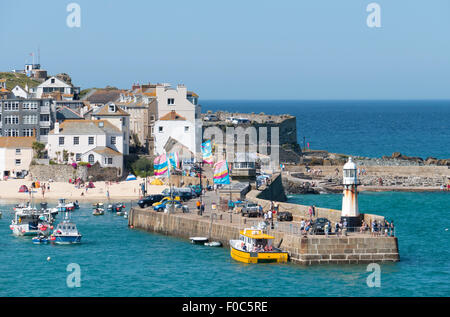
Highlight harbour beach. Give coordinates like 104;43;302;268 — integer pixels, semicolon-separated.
0;177;168;202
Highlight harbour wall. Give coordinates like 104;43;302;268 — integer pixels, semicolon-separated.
129;209;400;265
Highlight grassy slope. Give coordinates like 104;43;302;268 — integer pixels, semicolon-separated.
0;72;41;90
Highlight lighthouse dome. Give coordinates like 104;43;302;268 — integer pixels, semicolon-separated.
342;157;358;185
343;157;357;171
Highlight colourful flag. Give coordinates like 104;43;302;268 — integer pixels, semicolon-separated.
154;154;168;176
169;152;179;170
202;140;214;164
213;160;231;184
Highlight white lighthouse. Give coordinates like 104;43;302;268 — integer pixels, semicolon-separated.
341;157;361;228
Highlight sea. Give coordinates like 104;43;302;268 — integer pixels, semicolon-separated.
202;100;450;159
0;100;449;297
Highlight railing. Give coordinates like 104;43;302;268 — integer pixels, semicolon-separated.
40;106;50;114
39;121;51;127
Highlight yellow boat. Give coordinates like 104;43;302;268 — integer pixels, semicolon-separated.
230;228;288;264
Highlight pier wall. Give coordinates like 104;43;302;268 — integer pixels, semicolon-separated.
129;209;399;265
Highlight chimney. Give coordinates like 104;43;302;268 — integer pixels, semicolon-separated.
54;122;60;134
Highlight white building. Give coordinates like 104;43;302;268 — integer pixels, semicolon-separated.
32;76;80;100
155;84;201;123
47;120;125;175
11;85;30;99
90;103;130;155
0;136;35;179
153;84;202;156
154;111;200;158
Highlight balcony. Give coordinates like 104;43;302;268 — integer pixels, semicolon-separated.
39;121;51;127
40;106;50;114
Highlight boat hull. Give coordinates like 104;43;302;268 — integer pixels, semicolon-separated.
51;235;82;244
230;244;288;264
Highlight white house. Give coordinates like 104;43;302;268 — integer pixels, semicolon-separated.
90;103;130;155
154;110;201;157
155;84;201;123
11;85;30;99
32;76;80;100
0;136;35;179
47;120;124;174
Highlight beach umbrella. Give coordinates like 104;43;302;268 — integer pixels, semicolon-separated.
126;174;137;181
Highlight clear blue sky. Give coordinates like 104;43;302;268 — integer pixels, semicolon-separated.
1;0;449;100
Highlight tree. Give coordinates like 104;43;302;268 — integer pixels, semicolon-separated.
32;141;45;159
131;157;153;177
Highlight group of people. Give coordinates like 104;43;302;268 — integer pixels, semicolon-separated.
364;219;395;237
305;165;322;176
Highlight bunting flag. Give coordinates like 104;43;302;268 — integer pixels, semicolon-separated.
169;152;179;170
154;153;169;176
202;140;214;164
213;160;231;184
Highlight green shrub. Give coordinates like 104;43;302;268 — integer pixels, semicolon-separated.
131;157;153;177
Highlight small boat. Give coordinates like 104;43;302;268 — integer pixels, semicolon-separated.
108;203;125;213
204;241;222;247
92;208;104;216
190;237;208;245
229;228;288;264
50;215;82;244
123;211;128;219
32;233;50;244
73;201;80;209
92;203;104;216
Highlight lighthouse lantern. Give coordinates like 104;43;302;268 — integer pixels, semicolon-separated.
341;157;361;230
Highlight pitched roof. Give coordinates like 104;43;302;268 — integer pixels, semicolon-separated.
0;136;36;148
56;106;84;121
92;104;130;116
86;89;123;104
51;120;121;135
159;111;186;121
90;146;122;156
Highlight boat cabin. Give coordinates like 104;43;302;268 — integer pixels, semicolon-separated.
239;228;274;252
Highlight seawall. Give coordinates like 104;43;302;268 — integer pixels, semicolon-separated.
129;208;400;265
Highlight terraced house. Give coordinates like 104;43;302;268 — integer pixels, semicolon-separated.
47;119;126;175
0;98;56;142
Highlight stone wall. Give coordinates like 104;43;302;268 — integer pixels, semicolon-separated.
256;173;287;202
129;209;399;265
30;163;121;182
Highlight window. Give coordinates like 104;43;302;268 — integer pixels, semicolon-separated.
23;115;37;124
184;126;189;132
108;104;116;112
4;116;19;125
111;136;116;145
16;149;21;154
22;129;34;136
76;153;81;161
108;158;113;164
73;136;79;145
167;98;175;105
40;128;49;135
40;114;50;122
4;129;19;136
88;137;94;145
88;154;94;164
158;126;163;133
15;159;21;165
51;78;55;84
59;137;64;145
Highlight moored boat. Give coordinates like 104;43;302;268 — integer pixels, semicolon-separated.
10;208;52;236
229;228;288;264
50;215;82;244
32;233;50;244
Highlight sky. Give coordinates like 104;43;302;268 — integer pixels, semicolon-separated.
1;0;449;100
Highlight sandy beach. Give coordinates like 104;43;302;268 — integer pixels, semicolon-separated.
0;177;168;203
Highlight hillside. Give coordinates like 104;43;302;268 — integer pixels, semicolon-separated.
0;72;41;90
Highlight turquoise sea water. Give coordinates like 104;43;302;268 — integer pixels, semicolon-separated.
0;191;449;297
202;100;450;159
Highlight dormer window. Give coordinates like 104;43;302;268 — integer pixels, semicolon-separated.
168;98;175;105
51;78;55;84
